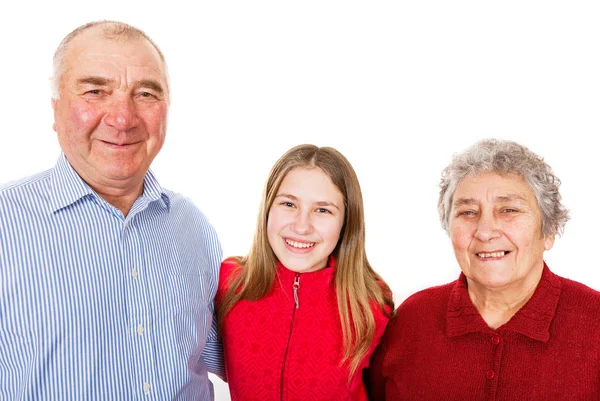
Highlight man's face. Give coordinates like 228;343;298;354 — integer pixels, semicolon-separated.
52;27;169;194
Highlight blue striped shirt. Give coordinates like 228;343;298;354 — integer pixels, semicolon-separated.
0;154;224;400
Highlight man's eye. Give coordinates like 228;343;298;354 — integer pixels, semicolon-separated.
86;89;102;95
502;208;518;213
140;92;154;98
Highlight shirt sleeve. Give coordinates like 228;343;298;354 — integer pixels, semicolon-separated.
194;215;225;380
201;300;225;379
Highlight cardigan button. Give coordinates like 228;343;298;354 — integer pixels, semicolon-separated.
486;370;495;379
492;335;500;345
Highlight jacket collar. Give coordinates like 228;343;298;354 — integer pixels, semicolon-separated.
446;263;562;342
276;256;336;292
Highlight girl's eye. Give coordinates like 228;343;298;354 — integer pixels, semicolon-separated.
316;208;330;214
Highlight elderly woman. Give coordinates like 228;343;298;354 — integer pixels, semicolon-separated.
368;139;600;400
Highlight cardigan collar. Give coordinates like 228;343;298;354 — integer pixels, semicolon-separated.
446;263;562;342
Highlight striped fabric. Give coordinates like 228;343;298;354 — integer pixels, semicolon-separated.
0;154;224;400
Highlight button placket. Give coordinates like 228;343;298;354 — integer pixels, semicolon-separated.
492;334;500;345
123;217;155;398
485;332;504;400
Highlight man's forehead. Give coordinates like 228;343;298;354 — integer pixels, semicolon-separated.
65;36;166;75
69;33;155;58
57;24;169;100
67;24;120;49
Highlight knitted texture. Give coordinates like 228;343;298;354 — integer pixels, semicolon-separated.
368;265;600;401
218;258;389;401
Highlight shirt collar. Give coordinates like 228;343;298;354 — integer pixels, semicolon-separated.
446;263;562;343
140;168;171;211
49;153;95;213
49;153;171;213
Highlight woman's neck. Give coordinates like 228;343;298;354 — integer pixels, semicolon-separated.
466;271;542;330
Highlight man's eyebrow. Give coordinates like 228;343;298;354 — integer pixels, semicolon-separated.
136;79;164;95
76;76;113;86
75;77;164;95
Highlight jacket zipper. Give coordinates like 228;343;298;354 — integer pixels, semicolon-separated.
280;273;300;401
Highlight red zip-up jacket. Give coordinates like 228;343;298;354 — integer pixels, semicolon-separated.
218;257;390;401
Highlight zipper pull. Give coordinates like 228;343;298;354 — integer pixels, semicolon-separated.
293;274;300;309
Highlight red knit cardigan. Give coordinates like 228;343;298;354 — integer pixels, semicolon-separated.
368;264;600;401
218;258;390;401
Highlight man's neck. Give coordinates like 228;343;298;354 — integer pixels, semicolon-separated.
96;188;143;217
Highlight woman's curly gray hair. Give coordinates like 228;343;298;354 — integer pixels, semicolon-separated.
438;139;569;237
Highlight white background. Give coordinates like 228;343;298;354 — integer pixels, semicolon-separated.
1;2;599;400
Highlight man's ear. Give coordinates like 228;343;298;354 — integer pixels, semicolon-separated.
51;98;58;132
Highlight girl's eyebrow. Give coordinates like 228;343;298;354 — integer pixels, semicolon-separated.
276;194;340;210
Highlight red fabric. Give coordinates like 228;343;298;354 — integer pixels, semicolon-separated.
218;258;389;401
368;264;600;401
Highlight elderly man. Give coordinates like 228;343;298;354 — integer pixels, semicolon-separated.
0;21;223;400
368;139;600;400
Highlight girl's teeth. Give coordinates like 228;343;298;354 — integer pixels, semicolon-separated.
285;239;315;249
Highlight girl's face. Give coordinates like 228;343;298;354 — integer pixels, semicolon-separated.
267;167;345;273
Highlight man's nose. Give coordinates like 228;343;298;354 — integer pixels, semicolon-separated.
103;96;140;131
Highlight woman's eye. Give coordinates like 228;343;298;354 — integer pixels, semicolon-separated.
458;210;475;216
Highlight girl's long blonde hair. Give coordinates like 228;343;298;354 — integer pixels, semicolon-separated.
218;144;394;378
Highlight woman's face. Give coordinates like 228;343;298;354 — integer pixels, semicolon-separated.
267;167;345;273
448;171;555;293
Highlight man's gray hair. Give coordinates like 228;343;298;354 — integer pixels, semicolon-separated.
438;139;569;237
51;20;169;100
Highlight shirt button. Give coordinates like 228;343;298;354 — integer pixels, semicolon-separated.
132;269;138;279
486;369;495;379
143;382;151;394
137;324;145;335
492;335;500;345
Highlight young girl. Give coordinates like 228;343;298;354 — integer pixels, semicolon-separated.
218;144;393;401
